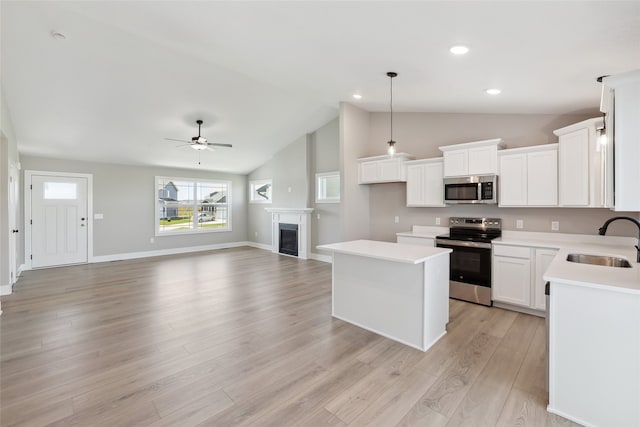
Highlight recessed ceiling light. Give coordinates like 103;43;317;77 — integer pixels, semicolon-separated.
485;88;502;95
51;31;67;41
450;45;469;55
352;93;362;100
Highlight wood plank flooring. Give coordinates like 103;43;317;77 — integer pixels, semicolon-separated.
0;247;579;426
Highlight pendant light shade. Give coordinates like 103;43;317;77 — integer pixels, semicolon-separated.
386;72;397;156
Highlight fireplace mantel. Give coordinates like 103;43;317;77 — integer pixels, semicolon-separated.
265;208;314;259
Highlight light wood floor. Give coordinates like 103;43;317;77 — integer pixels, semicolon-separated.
0;247;579;427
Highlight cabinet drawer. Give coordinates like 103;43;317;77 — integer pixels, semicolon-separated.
493;245;530;259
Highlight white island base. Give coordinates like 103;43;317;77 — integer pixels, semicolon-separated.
318;240;452;352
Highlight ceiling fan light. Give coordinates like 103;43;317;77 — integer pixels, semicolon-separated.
191;144;207;151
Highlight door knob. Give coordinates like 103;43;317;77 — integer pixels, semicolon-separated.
81;217;86;221
12;229;19;233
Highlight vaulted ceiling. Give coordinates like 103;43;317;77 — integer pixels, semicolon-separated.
2;1;639;174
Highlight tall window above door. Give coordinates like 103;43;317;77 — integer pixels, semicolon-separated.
249;179;272;204
156;176;231;235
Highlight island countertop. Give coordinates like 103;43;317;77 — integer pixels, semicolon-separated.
317;240;452;265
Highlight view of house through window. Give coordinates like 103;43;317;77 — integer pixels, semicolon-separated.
249;179;272;203
156;176;231;234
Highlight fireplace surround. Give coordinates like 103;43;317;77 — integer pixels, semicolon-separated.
265;208;313;259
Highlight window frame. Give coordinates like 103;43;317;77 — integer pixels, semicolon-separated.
155;176;232;236
249;179;273;204
315;171;341;204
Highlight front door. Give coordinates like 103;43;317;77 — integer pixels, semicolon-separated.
30;174;88;268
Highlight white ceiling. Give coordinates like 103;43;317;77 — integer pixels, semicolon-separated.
2;1;639;174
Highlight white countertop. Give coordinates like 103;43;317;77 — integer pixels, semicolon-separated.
396;225;449;239
494;231;639;295
317;240;452;265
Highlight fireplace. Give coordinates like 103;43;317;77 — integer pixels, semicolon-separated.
265;208;313;260
278;223;299;256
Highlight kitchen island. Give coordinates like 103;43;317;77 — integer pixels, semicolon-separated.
317;240;452;352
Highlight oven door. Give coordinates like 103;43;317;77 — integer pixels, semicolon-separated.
436;239;493;306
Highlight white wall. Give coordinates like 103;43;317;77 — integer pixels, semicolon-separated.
20;156;248;258
339;102;370;241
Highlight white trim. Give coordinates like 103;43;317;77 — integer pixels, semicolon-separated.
90;241;250;263
246;241;272;251
249;178;273;204
24;170;94;270
315;171;341;204
18;263;26;276
310;252;332;263
0;283;12;296
492;301;544;318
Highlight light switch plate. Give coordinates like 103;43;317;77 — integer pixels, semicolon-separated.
94;213;104;220
551;221;560;231
394;216;399;224
516;219;524;229
435;217;441;225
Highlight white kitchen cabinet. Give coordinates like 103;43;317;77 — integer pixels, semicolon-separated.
493;243;558;313
554;117;606;207
357;153;414;184
492;245;532;307
533;249;557;310
603;70;640;211
439;138;504;178
498;144;558;207
405;158;445;207
397;235;435;247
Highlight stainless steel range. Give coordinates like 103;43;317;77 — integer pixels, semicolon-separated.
435;217;502;306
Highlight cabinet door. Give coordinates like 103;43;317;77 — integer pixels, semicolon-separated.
443;150;468;177
359;161;379;184
468;145;498;175
397;235;435;247
379;159;404;182
423;161;445;206
559;128;589;206
499;153;527;206
534;249;558;310
528;149;558;206
406;164;425;206
493;256;531;307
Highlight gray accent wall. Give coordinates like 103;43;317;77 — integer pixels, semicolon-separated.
20;156;247;257
351;109;640;240
247;134;311;247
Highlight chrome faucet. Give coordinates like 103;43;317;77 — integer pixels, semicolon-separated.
598;216;640;263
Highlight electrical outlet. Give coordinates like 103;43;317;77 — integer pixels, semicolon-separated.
288;187;292;193
435;217;441;225
394;216;399;224
255;231;258;237
516;219;524;229
149;238;155;244
317;213;321;220
551;221;560;231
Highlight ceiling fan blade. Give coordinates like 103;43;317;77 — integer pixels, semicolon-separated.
165;138;191;143
205;146;216;152
207;143;233;148
175;143;192;148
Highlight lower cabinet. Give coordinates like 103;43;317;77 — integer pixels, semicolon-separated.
397;235;435;247
492;244;558;312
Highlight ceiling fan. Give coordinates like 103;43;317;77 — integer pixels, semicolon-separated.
165;120;232;151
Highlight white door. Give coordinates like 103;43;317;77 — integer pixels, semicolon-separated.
30;175;88;268
8;165;19;284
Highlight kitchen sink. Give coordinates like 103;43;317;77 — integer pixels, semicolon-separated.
566;253;632;268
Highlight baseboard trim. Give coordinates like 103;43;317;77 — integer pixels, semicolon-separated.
90;241;251;264
492;301;545;318
245;242;272;251
18;264;26;276
310;252;332;263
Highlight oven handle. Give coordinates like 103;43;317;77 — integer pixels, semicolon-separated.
435;239;492;249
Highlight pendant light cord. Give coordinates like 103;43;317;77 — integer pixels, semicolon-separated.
390;75;393;142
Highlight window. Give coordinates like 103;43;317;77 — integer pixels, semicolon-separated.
44;182;77;199
156;176;231;235
316;172;340;203
249;179;272;203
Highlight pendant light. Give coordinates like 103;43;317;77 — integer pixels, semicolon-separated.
596;75;609;148
386;71;398;156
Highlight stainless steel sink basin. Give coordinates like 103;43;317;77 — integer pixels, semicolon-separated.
566;253;632;268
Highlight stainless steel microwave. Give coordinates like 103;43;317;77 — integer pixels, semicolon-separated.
444;175;498;204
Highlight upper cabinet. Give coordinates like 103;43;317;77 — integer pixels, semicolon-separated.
405;158;445;207
499;144;558;207
357;153;414;184
554;117;607;208
603;70;640;212
438;138;505;177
